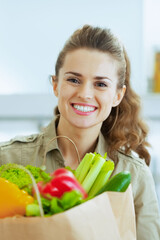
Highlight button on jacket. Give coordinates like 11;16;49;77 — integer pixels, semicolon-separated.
0;116;160;240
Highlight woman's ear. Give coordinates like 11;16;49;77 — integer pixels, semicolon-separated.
52;75;58;97
113;85;126;107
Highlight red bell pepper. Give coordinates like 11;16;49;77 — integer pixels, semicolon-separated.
35;168;88;199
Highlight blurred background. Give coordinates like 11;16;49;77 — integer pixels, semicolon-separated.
0;0;160;205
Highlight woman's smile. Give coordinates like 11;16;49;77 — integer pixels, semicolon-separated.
71;103;97;116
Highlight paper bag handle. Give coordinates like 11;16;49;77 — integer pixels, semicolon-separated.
43;135;81;166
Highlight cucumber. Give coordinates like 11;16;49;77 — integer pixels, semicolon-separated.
95;171;131;196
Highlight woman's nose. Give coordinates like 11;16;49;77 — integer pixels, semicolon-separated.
77;83;94;99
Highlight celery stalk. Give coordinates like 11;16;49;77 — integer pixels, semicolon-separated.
75;153;95;183
81;154;105;193
88;160;114;197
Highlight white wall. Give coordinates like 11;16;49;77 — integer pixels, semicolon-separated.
0;0;144;95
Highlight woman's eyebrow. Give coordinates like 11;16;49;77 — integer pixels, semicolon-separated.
65;71;112;81
95;76;112;81
65;71;82;77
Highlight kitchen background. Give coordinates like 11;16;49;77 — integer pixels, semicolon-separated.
0;0;160;205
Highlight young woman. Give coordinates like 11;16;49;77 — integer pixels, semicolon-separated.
0;25;160;239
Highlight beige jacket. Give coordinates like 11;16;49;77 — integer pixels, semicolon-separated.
0;117;160;240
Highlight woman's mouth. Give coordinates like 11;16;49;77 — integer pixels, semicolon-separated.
71;103;97;115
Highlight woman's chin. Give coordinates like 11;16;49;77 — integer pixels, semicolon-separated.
69;119;99;130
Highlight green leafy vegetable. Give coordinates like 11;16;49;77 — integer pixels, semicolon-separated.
50;197;64;214
0;163;50;194
26;190;84;216
60;190;83;210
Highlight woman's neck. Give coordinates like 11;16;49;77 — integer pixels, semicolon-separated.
56;116;101;169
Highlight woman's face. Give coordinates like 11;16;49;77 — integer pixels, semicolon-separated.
53;49;125;129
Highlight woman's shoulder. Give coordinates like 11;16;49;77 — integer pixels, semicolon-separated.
0;132;45;166
0;118;57;150
0;132;42;149
0;118;57;166
117;149;147;169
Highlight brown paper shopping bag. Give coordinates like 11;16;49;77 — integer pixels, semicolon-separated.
0;185;136;240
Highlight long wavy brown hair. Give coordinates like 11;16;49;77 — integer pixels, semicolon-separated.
53;25;151;165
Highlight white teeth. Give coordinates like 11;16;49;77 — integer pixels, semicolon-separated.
73;104;95;112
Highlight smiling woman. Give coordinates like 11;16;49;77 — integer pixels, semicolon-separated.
0;24;160;239
52;26;148;165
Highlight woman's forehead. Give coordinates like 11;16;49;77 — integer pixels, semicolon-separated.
60;48;118;77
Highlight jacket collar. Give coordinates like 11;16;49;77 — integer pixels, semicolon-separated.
95;131;109;159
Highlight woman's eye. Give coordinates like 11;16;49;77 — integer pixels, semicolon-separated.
67;78;80;84
95;82;108;88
